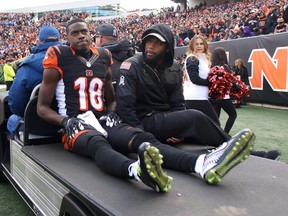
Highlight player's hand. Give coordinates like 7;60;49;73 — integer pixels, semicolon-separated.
99;112;122;127
61;117;87;139
166;137;184;144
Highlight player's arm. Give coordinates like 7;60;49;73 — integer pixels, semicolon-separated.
37;67;63;126
37;46;64;126
116;62;144;129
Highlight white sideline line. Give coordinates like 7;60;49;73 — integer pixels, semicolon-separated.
248;103;288;111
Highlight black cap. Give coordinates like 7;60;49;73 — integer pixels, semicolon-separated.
96;24;118;37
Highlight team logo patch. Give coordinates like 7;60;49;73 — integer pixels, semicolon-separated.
86;70;93;77
120;61;132;70
119;75;125;86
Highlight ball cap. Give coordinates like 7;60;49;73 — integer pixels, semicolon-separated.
96;24;118;37
39;26;60;42
142;33;166;42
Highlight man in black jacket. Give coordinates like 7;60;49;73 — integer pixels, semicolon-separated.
116;24;256;184
94;23;257;185
95;23;134;86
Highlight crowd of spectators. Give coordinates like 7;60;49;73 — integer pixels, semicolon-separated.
1;0;288;64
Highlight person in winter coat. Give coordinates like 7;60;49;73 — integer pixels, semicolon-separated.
274;17;288;33
94;23;134;86
7;26;61;138
116;23;256;185
234;58;249;85
3;59;15;90
241;26;255;37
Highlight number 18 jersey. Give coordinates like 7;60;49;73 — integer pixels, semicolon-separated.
43;45;113;118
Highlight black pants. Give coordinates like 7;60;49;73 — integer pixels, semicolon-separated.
64;114;230;177
104;124;200;172
210;98;237;134
140;109;230;147
5;81;13;91
185;100;220;126
63;127;134;179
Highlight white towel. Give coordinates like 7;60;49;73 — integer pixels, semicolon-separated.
77;111;108;138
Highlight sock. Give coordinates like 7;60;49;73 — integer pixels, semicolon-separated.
128;161;141;182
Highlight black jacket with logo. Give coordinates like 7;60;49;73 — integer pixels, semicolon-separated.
101;38;134;83
116;24;185;129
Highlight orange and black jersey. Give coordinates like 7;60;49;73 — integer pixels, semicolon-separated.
43;45;113;118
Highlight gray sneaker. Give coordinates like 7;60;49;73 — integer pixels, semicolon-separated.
201;129;255;184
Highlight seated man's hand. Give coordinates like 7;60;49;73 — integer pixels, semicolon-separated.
166;137;184;144
99;112;122;127
61;117;87;139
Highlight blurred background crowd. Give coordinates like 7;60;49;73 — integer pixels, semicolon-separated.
1;0;287;64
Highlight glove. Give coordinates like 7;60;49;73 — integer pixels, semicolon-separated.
99;112;122;127
61;117;87;139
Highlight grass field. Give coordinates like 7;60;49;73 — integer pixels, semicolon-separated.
0;91;287;215
221;104;288;163
0;181;34;215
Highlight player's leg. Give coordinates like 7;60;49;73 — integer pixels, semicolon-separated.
105;118;255;185
221;99;237;134
131;130;255;185
195;129;255;184
141;109;230;146
104;124;172;192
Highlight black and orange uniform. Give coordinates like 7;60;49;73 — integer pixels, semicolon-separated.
45;45;110;118
43;45;204;174
43;45;139;178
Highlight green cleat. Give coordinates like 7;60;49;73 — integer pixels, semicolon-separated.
130;142;173;192
201;129;255;185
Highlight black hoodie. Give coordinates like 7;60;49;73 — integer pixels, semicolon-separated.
141;23;175;68
116;24;184;129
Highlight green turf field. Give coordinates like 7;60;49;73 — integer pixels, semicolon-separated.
221;104;288;163
0;96;287;215
0;181;34;215
0;85;5;91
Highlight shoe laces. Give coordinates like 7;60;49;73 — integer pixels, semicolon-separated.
128;160;141;182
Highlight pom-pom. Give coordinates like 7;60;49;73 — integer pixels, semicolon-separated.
208;66;234;99
230;76;250;100
208;66;250;100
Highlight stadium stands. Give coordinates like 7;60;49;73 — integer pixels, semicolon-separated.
0;0;286;63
